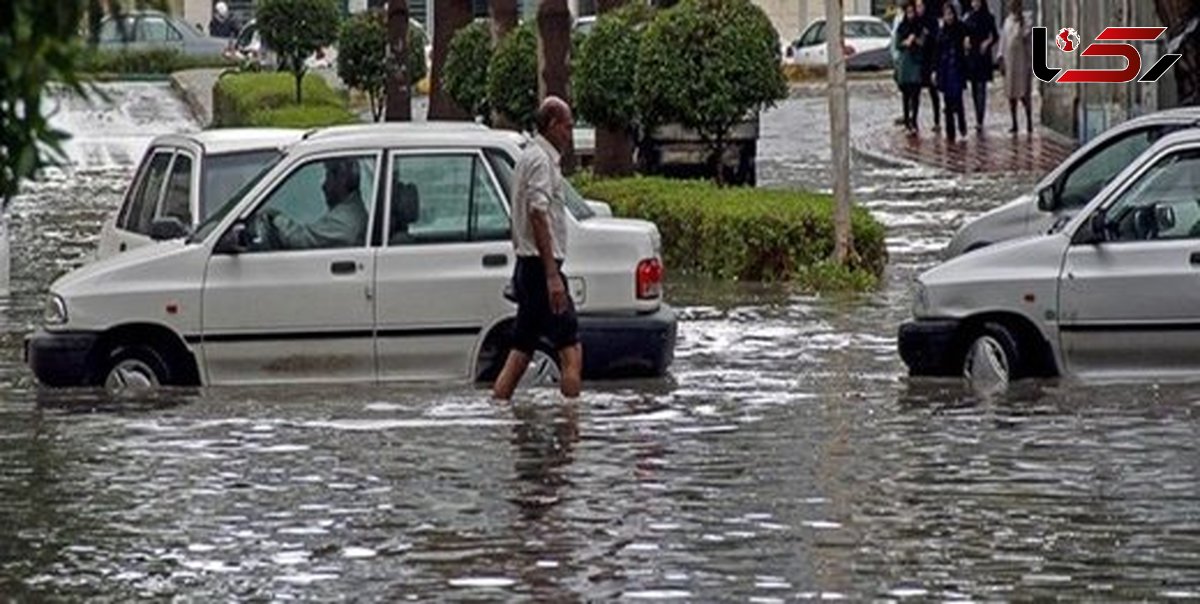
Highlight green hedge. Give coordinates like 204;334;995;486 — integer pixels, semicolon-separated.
81;49;234;75
213;72;355;127
573;175;888;288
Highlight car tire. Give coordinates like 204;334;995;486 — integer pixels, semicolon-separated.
100;344;173;391
961;322;1024;386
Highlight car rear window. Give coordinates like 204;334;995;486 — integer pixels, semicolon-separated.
201;149;284;219
847;21;891;39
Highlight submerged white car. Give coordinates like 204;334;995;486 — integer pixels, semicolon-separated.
97;129;303;260
944;107;1200;259
28;123;675;388
902;129;1200;383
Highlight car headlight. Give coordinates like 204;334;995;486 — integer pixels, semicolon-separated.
44;294;67;325
911;281;930;317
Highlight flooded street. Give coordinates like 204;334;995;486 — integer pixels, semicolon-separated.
3;83;1200;600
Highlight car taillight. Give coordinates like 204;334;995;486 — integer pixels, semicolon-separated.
636;258;663;300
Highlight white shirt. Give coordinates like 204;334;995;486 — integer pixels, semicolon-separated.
511;135;568;260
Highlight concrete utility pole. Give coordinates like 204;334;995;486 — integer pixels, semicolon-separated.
826;0;854;264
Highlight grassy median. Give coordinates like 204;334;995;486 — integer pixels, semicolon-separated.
212;72;358;128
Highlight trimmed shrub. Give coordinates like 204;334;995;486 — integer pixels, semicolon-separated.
338;9;389;121
487;22;538;130
635;0;786;182
213;72;353;127
257;0;341;103
573;175;887;286
407;21;429;86
573;3;653;132
444;20;492;121
247;104;358;127
81;49;234;75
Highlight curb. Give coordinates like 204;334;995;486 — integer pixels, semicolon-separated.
169;71;214;128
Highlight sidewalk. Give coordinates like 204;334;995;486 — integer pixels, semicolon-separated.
851;84;1076;174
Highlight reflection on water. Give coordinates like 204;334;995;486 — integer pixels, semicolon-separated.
2;86;1200;599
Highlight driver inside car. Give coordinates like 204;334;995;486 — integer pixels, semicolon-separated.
263;158;367;250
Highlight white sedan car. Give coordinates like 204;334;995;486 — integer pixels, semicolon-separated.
901;129;1200;384
784;16;894;70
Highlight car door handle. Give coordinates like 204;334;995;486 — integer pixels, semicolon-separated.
482;253;508;268
119;243;127;252
331;260;357;275
1191;252;1200;266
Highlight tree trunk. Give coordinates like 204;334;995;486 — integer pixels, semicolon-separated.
592;0;636;177
1155;0;1200;106
826;0;854;264
490;0;518;42
386;0;412;121
294;69;304;104
537;0;576;173
429;0;473;119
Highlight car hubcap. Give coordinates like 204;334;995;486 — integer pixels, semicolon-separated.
105;359;159;391
519;350;561;387
964;335;1010;387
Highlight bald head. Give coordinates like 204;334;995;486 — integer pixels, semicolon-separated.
533;96;573;155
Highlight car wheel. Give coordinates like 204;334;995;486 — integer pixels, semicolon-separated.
102;345;172;392
962;322;1023;387
518;346;562;388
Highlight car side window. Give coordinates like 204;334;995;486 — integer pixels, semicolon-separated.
98;19;128;43
137;17;177;42
810;22;826;46
245;155;377;252
1103;148;1200;242
159;153;193;224
389;154;511;245
121;151;173;234
1058;128;1158;210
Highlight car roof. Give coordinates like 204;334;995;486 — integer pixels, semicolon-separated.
813;15;887;24
295;121;528;153
1122;106;1200;128
150;129;306;156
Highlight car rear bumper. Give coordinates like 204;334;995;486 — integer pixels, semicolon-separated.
579;305;677;379
898;319;961;377
25;330;99;387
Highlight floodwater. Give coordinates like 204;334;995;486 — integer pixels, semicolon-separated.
3;83;1200;600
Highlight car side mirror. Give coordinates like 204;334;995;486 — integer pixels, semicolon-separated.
785;45;795;58
1036;186;1057;212
1083;210;1108;244
149;217;190;241
215;222;251;254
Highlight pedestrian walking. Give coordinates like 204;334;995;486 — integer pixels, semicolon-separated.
916;0;942;132
962;0;998;133
894;2;925;135
492;97;584;402
936;3;969;143
1002;0;1033;134
209;2;240;39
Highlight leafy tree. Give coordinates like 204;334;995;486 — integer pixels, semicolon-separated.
444;20;493;121
257;0;341;104
1155;0;1200;105
1;0;88;208
488;23;538;130
573;2;653;175
338;9;427;122
635;0;786;183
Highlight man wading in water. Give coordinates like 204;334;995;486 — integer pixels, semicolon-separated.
492;97;584;401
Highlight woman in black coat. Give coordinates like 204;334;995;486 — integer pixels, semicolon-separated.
962;0;998;133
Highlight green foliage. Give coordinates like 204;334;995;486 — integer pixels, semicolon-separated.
573;175;887;286
407;20;428;85
257;0;341;103
1;0;88;206
487;23;538;130
247;104;358;127
337;9;388;121
213;72;352;127
635;0;786;150
444;20;493;121
573;4;653;132
80;49;234;75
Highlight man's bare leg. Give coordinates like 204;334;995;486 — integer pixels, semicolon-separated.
558;343;583;398
492;350;531;401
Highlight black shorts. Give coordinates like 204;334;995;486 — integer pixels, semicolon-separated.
512;256;578;354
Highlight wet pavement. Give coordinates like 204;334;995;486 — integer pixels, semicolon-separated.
3;83;1200;600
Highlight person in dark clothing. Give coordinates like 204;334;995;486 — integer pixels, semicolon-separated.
916;0;941;131
962;0;998;133
936;3;969;143
208;2;240;39
894;2;924;135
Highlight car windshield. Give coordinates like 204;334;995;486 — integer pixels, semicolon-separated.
189;153;281;243
847;21;890;38
201;149;283;219
485;147;594;221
